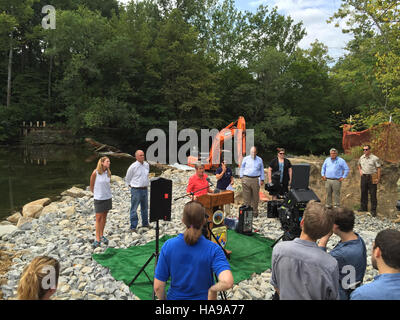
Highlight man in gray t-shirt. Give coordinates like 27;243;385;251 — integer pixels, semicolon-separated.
270;201;339;300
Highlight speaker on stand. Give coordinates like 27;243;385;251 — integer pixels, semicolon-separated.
128;177;172;299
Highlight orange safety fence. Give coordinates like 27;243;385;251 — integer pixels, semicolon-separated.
343;122;400;163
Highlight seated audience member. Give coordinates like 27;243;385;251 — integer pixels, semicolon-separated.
318;207;367;299
17;256;60;300
270;200;339;300
351;229;400;300
154;201;233;300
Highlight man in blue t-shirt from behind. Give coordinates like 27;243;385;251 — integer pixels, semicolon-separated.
154;201;233;300
318;207;367;300
351;229;400;300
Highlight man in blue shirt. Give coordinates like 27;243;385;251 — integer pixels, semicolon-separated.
318;207;367;300
239;146;265;217
351;229;400;300
215;160;233;191
321;148;349;208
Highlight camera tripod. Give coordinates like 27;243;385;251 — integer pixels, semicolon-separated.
128;219;161;300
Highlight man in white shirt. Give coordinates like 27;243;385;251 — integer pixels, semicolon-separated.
125;150;151;231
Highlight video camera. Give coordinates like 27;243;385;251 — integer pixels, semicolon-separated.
275;164;320;241
265;171;281;196
277;189;319;241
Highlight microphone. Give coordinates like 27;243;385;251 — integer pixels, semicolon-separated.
206;177;214;186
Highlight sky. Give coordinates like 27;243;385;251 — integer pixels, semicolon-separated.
118;0;353;61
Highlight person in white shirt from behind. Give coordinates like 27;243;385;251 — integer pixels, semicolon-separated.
125;150;151;232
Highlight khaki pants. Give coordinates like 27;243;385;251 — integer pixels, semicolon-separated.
325;179;342;208
242;176;260;215
224;203;231;215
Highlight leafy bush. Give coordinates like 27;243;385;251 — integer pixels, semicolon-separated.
340;146;363;161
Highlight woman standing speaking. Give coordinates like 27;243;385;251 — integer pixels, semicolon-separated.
90;156;112;248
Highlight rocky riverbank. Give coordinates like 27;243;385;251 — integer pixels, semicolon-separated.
1;168;400;300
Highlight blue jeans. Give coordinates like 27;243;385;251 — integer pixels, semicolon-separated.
130;188;149;229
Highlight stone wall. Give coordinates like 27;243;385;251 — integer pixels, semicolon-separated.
23;129;79;145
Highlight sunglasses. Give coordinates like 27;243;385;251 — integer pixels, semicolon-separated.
279;152;285;155
363;149;369;151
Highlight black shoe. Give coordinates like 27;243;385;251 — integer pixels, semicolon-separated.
371;211;377;217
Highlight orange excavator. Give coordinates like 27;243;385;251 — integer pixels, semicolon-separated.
187;116;269;202
187;116;247;170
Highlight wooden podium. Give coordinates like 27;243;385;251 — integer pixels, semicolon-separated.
196;191;234;253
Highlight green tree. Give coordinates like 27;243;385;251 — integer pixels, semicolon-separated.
0;0;37;107
283;42;340;153
155;9;219;129
206;0;248;66
245;5;306;60
329;0;400;124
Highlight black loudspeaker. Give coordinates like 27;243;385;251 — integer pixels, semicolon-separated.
267;200;283;218
150;177;172;222
291;164;310;190
238;205;253;235
288;188;320;204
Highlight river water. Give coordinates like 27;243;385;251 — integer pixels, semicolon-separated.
0;145;143;221
0;144;278;221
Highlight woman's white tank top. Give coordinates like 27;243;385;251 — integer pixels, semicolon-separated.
94;171;112;200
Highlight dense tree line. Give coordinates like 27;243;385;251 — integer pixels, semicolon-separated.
1;0;398;155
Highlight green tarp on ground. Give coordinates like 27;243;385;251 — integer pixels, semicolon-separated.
92;230;274;300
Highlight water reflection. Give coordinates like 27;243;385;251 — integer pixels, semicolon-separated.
0;145;134;220
8;172;14;213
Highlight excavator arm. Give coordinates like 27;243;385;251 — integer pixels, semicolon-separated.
188;116;246;170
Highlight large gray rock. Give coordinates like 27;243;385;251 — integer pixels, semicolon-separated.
64;206;76;218
111;175;123;183
62;187;86;198
16;216;34;230
38;203;59;217
0;225;18;238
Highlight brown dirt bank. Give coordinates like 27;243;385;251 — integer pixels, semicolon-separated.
289;157;400;219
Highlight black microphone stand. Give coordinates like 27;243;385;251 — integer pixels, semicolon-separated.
128;218;161;300
173;185;211;201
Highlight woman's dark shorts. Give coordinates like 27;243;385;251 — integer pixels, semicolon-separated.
94;198;112;213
